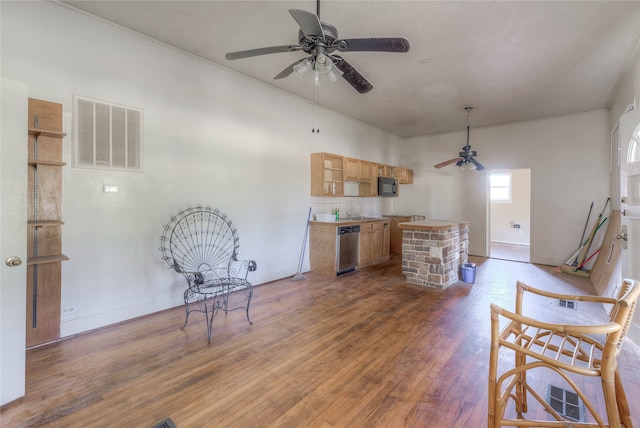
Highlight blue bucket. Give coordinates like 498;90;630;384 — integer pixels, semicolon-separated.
461;263;477;283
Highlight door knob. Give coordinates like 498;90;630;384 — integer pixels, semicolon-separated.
617;225;628;249
5;256;22;267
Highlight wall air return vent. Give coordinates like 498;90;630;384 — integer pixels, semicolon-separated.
73;95;143;171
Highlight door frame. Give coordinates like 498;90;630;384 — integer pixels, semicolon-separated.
487;168;532;263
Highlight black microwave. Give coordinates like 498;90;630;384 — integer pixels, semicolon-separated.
378;177;398;197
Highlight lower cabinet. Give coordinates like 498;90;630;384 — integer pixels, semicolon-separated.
359;221;390;268
389;216;411;255
309;220;390;277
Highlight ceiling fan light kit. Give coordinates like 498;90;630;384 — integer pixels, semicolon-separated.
434;106;485;172
293;53;344;86
224;2;410;93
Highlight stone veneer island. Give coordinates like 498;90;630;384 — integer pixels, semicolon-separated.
398;220;469;288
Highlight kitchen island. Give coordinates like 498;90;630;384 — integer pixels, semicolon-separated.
398;220;469;288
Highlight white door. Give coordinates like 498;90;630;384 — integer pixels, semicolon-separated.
0;77;28;405
619;105;640;344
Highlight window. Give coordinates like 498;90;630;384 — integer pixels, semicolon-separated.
73;95;143;170
629;124;640;163
490;171;511;202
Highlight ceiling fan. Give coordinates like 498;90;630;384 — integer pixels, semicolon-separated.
434;107;485;171
224;0;410;94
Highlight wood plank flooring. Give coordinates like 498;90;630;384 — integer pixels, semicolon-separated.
2;256;639;427
490;242;530;263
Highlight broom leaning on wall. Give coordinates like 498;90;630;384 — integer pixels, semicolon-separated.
561;197;610;277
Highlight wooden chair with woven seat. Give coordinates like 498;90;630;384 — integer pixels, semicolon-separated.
489;278;640;427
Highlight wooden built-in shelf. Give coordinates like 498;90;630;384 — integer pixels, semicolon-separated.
27;98;68;348
27;254;69;266
28;128;67;139
29;160;67;167
28;220;65;227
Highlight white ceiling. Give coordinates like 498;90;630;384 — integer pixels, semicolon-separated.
60;0;640;138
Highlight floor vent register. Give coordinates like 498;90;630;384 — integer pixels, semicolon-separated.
149;417;177;428
546;384;585;422
558;299;578;310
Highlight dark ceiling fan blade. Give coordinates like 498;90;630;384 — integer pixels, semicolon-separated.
470;158;485;171
289;9;324;40
225;45;302;60
434;158;462;169
332;56;373;94
274;58;308;80
335;37;410;53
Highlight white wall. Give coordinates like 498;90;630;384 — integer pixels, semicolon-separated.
399;131;466;221
400;110;611;265
490;169;531;246
0;1;401;338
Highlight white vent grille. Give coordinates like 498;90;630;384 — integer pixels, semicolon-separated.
73;95;143;170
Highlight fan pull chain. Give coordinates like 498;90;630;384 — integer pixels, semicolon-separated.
312;82;320;133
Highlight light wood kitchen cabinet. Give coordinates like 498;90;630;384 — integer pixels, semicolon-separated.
311;152;344;196
382;225;390;258
311;153;412;197
309;222;338;277
389;216;411;255
344;157;371;183
359;225;373;266
368;163;379;196
378;164;395;177
358;220;390;268
394;167;414;184
309;219;390;277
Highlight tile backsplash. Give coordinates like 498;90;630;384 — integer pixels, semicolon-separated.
311;197;392;220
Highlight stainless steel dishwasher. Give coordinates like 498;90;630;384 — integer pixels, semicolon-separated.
336;225;360;276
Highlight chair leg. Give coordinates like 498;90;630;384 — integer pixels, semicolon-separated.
205;305;214;343
245;288;253;325
182;301;191;329
614;370;633;427
488;313;499;428
221;293;229;314
602;376;622;427
515;349;527;416
488;354;497;427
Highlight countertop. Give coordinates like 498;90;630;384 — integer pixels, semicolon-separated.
398;219;469;231
383;214;424;218
310;217;389;225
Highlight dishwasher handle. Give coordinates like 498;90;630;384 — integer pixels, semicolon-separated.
338;225;361;234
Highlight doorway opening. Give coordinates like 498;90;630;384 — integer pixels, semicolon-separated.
489;169;531;263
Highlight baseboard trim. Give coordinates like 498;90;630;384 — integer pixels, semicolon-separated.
491;240;531;246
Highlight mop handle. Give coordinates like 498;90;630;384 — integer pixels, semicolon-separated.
579;201;594;247
297;208;312;270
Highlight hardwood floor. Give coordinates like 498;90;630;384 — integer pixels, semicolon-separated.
2;256;639;427
490;242;530;263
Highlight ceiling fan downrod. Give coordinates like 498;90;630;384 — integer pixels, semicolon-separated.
464;106;473;151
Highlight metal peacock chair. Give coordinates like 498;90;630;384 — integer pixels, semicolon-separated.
160;206;257;342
